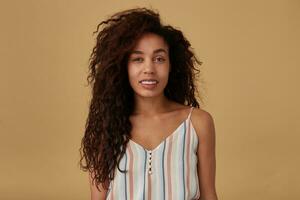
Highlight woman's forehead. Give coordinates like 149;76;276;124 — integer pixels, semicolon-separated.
131;33;168;50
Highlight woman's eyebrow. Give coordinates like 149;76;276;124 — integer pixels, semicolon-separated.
130;48;167;55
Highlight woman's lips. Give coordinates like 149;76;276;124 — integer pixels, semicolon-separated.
139;80;158;90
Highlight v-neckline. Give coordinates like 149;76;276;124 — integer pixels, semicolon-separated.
129;107;193;153
129;118;187;153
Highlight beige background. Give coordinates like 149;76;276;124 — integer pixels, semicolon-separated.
1;0;299;199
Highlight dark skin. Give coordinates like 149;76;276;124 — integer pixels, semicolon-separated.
191;105;218;200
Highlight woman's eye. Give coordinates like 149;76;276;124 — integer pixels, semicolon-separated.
132;58;143;62
156;57;165;62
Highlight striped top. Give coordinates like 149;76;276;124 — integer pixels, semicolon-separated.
105;106;200;200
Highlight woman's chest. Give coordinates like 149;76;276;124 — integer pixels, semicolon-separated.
106;126;200;200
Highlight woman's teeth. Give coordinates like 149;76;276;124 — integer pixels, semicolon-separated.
141;80;157;84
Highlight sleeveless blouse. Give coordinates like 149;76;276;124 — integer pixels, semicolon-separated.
105;106;200;200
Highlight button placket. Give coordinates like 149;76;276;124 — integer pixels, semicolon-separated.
148;150;152;175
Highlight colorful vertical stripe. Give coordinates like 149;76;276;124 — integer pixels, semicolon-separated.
106;106;200;200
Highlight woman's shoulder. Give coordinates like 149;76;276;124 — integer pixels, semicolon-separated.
190;107;215;139
191;106;213;119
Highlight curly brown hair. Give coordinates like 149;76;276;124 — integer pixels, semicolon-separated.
78;6;204;192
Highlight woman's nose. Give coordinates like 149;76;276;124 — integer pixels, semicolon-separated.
143;59;155;73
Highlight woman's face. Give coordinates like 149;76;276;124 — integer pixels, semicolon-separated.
127;32;170;98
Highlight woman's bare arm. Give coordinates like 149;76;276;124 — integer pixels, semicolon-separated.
192;108;218;200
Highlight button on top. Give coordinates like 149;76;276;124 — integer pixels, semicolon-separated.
148;151;153;174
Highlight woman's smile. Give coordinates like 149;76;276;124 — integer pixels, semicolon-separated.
139;80;159;89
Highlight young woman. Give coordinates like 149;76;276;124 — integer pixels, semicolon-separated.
79;7;218;200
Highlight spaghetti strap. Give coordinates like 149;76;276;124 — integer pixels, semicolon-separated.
187;106;194;120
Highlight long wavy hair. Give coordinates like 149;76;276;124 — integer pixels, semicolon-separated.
79;6;204;191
